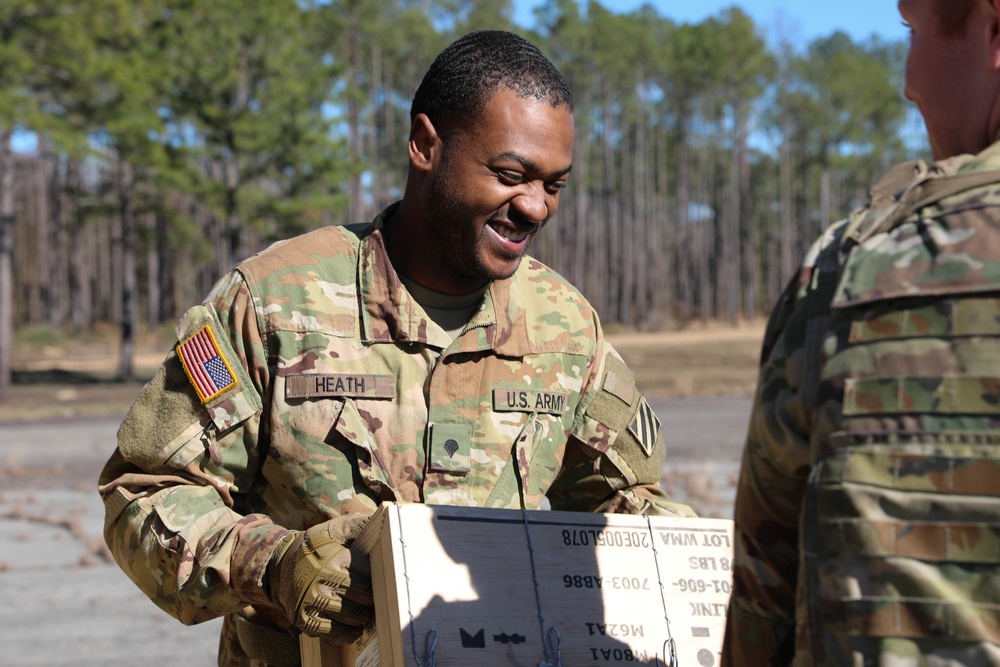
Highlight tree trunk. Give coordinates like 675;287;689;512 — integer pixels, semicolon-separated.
633;98;649;328
779;134;794;287
34;142;51;324
600;90;617;322
737;103;757;321
654;121;671;329
572;109;591;301
722;110;739;325
224;148;241;273
365;43;380;221
67;160;91;336
106;165;122;327
616;104;633;327
674;116;692;320
117;157;137;381
146;212;161;331
697;117;713;324
49;154;67;328
0;131;14;403
380;51;398;214
346;20;364;225
820;163;832;236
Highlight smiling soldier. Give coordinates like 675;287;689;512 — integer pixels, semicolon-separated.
98;30;694;667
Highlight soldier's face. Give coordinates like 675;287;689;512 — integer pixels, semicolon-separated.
900;0;1000;159
422;87;574;293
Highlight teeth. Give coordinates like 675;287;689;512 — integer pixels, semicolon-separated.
492;224;528;243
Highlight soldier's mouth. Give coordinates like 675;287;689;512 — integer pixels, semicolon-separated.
489;222;530;243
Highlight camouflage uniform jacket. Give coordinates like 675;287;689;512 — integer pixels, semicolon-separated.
723;141;1000;667
99;204;692;666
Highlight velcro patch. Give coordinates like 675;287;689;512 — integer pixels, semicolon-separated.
177;325;238;404
429;423;471;474
628;397;661;457
493;388;570;415
603;370;636;406
285;374;396;399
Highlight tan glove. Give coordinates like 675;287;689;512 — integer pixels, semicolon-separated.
266;513;374;643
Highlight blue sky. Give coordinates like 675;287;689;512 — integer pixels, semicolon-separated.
513;1;907;47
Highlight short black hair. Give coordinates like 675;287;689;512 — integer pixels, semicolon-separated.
410;30;574;131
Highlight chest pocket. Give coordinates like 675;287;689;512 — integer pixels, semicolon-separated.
804;291;1000;662
273;393;401;519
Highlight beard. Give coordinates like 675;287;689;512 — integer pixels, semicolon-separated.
423;159;531;289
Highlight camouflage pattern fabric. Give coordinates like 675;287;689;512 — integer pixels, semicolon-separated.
98;203;694;667
723;141;1000;666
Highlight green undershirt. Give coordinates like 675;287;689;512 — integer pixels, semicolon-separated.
398;275;488;341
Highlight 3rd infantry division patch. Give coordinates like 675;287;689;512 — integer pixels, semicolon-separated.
178;325;238;403
628;397;660;457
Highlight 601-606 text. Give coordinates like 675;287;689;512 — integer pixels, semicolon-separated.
673;578;731;594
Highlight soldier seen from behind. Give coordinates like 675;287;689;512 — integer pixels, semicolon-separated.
723;1;1000;665
98;29;694;667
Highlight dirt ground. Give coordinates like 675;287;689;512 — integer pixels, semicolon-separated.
609;322;765;397
0;323;764;666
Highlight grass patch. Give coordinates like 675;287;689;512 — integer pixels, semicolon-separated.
14;324;67;351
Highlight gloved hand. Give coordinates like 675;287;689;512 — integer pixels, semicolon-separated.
266;513;374;643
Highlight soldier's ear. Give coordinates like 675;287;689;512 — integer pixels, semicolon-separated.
408;114;441;173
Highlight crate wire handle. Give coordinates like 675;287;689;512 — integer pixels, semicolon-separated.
538;626;562;667
657;639;678;667
515;432;564;667
422;630;439;667
647;515;679;667
504;508;562;667
397;503;439;667
501;508;562;667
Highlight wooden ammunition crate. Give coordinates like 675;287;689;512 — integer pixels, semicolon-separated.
301;503;734;667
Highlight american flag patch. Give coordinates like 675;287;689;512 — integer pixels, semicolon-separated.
628;397;661;457
177;325;238;403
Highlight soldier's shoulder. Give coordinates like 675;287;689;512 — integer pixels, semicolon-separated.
774;216;852;316
756;218;851;366
832;157;1000;309
933;169;1000;213
805;217;852;271
232;225;364;336
237;225;362;282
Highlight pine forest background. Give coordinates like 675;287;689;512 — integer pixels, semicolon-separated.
0;0;927;401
